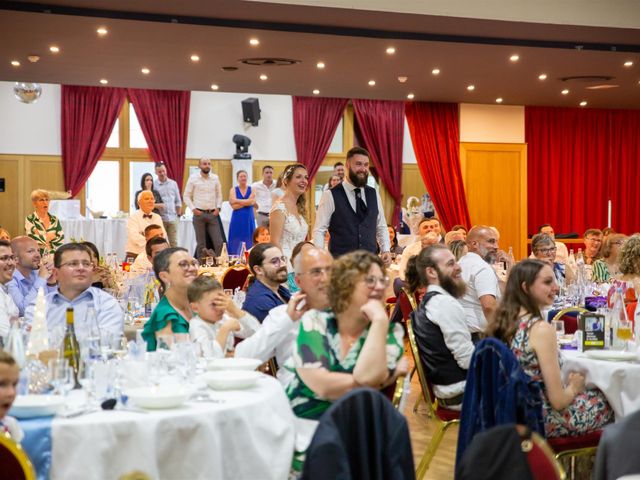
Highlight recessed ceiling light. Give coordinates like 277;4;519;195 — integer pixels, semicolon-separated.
141;67;150;75
467;85;475;91
368;80;376;86
249;38;260;46
432;68;440;75
538;74;547;80
49;45;60;53
190;54;200;62
407;93;415;100
561;89;570;95
496;97;503;103
259;74;268;81
624;60;633;67
386;47;396;55
510;54;519;62
580;101;587;107
211;84;219;90
99;79;108;85
312;89;320;95
316;62;325;69
397;76;408;83
10;60;20;67
96;27;108;36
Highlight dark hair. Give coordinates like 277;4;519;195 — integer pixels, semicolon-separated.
405;244;449;293
140;173;154;190
0;351;16;367
153;247;188;294
187;275;222;303
144;224;163;237
485;259;547;343
252;226;269;244
0;239;11;249
346;146;369;161
154;162;165;169
262;165;273;173
236;169;248;179
290;241;314;269
281;163;307;216
451;224;468;233
80;241;100;262
54;243;91;268
333;162;344;168
537;223;551;233
248;242;276;275
387;224;399;248
584;228;603;239
145;235;169;257
329;250;384;314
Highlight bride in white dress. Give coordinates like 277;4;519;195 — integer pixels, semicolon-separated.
269;163;309;272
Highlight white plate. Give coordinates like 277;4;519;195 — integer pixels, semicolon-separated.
10;395;67;418
584;350;639;362
203;370;262;390
126;386;190;409
206;357;262;372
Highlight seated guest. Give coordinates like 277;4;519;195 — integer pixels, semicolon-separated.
444;230;465;245
130;225;168;274
286;250;407;420
0;228;10;241
423;217;444;243
25;189;64;255
537;224;569;264
252;225;271;246
142;247;198;351
486;259;613;437
0;352;23;443
131;236;170;276
583;228;603;265
24;243;123;338
449;239;468;261
531;233;575;287
242;243;291;322
80;241;115;290
125;191;167;262
617;234;640;307
592;233;627;283
398;218;440;281
236;247;333;385
188;276;259;358
387;224;404;255
287;241;314;293
450;225;468;240
0;240;19;337
405;244;473;409
7;236;56;316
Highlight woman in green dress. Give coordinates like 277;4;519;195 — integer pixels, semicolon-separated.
142;247;199;351
25;189;64;255
286;250;408;420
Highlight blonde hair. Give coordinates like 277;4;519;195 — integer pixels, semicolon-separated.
0;351;17;367
30;189;50;202
619;234;640;275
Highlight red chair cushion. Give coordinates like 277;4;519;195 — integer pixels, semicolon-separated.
558;313;579;335
0;442;27;480
547;430;602;453
221;268;250;291
436;405;461;422
526;442;560;480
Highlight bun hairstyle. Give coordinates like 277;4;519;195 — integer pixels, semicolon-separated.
404;244;449;294
153;247;188;296
281;163;307;216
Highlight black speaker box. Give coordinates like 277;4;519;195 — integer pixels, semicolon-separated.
242;98;261;126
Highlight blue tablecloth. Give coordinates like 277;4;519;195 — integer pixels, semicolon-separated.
20;416;53;480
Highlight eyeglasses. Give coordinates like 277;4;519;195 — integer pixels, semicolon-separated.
536;247;557;255
265;256;288;268
299;266;332;279
177;259;199;270
363;275;390;289
0;255;17;263
59;260;94;270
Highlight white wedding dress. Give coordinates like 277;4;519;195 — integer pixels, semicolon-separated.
270;201;308;271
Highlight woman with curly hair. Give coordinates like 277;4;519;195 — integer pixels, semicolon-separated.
615;234;640;312
592;233;628;283
286;250;407;421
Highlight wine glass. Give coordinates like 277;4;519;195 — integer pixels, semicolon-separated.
205;256;214;268
49;359;73;396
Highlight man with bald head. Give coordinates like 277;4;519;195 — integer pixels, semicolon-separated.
7;236;56;316
458;225;501;341
124;191;166;262
236;246;333;385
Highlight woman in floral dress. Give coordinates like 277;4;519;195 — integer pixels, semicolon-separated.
25;189;64;255
486;259;613;437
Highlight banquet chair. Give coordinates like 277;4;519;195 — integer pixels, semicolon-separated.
221;265;250;292
0;431;36;480
406;316;460;479
550;307;588;335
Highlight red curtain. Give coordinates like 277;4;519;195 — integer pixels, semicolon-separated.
352;99;405;224
127;89;191;188
526;107;610;236
405;102;470;230
292;96;348;180
61;85;127;196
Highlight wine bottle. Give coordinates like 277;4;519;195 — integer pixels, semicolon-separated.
63;308;81;388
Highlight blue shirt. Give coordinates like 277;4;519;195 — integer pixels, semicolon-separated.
24;287;124;340
7;270;57;317
242;279;291;323
155;177;182;222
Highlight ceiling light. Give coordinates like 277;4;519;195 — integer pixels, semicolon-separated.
397;76;408;83
538;74;547;80
624;61;633;67
141;67;150;75
10;60;20;67
407;93;415;100
316;62;325;69
510;54;519;62
190;54;200;62
211;84;219;90
249;38;260;46
432;68;440;75
312;89;320;95
99;79;108;85
386;47;396;55
28;55;40;63
496;97;503;103
96;27;108;36
259;74;268;80
580;101;587;107
467;85;475;91
49;45;60;53
368;80;376;86
561;89;570;95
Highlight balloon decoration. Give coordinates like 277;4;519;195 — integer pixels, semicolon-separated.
13;82;42;104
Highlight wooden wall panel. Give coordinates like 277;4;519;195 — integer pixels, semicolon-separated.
0;155;24;237
28;156;65;198
460;143;527;260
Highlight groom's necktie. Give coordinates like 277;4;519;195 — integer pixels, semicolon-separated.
354;188;367;218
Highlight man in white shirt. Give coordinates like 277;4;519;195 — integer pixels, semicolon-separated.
409;244;473;408
312;147;391;265
458;225;501;340
130;235;170;275
125;191;167;261
0;240;19;337
154;162;182;247
251;165;275;227
236;246;333;386
183;158;224;258
398;218;441;281
322;162;345;191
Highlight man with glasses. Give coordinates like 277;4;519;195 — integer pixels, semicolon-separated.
7;236;57;316
0;240;19;337
25;244;123;338
584;228;604;265
242;243;291;322
236;246;333;385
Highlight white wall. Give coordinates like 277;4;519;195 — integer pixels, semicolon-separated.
459;103;525;143
0;82;61;155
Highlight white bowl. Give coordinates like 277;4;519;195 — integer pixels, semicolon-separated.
203;370;262;390
206;357;262;372
126;386;190;409
10;395;66;418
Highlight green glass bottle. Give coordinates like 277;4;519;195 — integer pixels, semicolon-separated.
63;307;81;388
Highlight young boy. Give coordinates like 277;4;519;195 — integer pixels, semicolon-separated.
0;351;23;442
187;276;260;358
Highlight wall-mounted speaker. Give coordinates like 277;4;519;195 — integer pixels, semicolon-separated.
241;97;261;126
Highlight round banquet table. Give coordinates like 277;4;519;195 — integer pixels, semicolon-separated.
560;349;640;419
25;375;295;480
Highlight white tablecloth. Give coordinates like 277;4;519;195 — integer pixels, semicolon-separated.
561;349;640;419
50;375;295;480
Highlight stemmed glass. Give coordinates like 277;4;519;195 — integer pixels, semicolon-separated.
49;359;74;396
205;256;214;268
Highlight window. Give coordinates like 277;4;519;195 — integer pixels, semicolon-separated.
86;161;120;216
327;118;343;154
129;103;148;149
106;118;120;148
